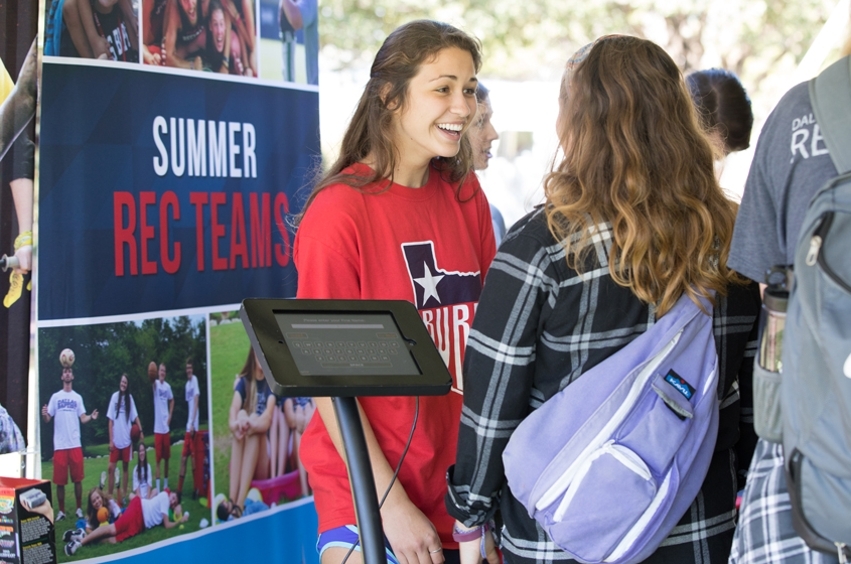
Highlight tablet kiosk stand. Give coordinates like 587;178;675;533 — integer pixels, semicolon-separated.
240;299;452;564
332;396;385;564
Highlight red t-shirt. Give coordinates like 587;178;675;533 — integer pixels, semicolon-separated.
294;163;496;548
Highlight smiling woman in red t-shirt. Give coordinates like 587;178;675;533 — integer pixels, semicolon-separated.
293;19;496;564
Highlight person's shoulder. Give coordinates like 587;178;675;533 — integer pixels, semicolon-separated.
494;207;568;267
503;207;555;246
762;80;812;129
319;164;377;197
302;178;373;224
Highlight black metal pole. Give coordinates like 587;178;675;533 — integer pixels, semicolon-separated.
332;396;385;564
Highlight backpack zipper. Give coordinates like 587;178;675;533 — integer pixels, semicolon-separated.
806;213;851;293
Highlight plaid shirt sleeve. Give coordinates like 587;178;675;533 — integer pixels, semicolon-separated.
713;281;761;486
446;215;557;527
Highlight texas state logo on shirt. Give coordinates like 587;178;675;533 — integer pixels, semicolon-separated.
402;241;482;392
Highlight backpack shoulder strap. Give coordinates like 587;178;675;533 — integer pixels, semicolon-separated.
809;55;851;174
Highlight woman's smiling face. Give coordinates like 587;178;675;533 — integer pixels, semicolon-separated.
390;47;478;173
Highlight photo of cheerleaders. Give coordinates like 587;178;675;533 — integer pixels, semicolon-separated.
221;0;256;76
203;0;231;73
294;19;496;564
48;0;139;61
141;0;166;64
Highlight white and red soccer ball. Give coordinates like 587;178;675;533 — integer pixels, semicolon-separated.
59;348;75;368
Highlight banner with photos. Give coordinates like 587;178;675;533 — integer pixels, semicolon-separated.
0;0;38;461
36;0;320;560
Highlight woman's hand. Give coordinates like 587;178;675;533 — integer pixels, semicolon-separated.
383;498;445;564
229;417;244;440
237;411;253;435
457;525;500;564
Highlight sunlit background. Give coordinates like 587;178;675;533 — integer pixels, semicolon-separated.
315;0;850;230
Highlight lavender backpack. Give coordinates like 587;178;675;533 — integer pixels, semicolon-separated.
503;293;719;564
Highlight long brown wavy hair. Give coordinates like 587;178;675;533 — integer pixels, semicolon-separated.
545;35;742;316
295;20;482;225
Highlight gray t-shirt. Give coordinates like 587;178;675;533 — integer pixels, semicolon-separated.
729;81;838;283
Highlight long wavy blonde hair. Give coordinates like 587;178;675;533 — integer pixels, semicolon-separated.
545;35;742;316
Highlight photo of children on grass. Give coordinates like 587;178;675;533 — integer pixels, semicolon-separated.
38;314;209;562
209;309;313;524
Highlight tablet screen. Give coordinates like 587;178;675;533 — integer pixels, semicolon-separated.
275;312;422;376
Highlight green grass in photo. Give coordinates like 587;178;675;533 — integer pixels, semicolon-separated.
47;440;211;563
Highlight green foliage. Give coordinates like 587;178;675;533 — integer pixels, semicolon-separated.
38;316;207;458
318;0;836;95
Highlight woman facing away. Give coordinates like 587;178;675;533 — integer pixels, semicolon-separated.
446;35;761;564
294;19;496;564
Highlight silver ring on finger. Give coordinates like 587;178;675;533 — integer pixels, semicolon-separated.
429;547;442;554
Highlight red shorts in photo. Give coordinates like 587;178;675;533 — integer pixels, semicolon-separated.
154;433;171;461
114;496;144;542
181;432;194;457
52;447;84;485
109;445;131;464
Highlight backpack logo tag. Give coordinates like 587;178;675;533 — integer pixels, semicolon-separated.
664;370;694;400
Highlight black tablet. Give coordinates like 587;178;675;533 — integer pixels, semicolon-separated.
239;299;452;397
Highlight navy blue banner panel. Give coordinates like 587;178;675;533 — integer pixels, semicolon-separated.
38;62;317;319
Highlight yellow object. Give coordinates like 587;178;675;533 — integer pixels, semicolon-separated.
97;506;109;523
14;231;32;250
0;58;12;104
3;272;22;308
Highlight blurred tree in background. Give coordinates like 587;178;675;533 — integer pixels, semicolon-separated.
318;0;837;107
